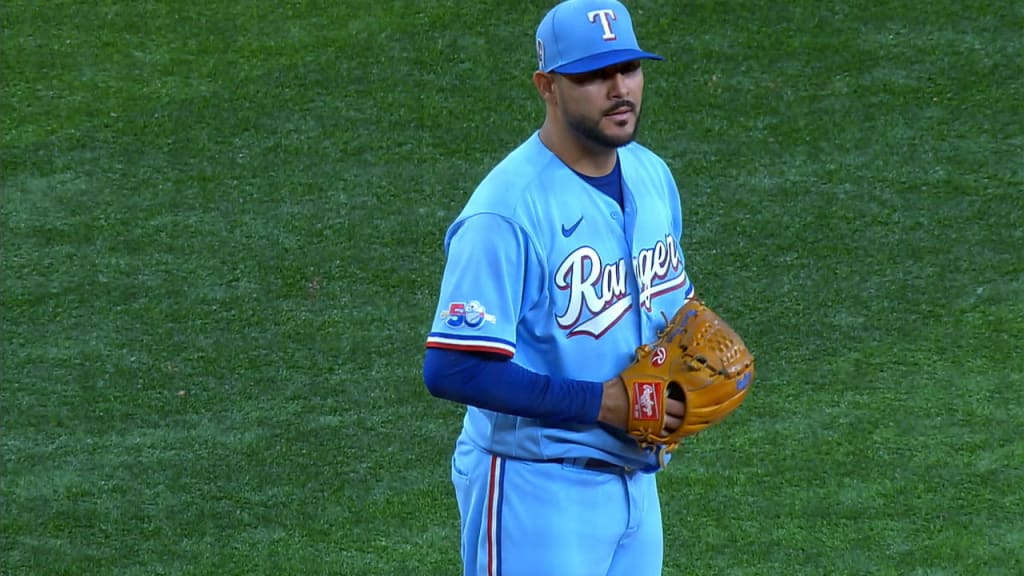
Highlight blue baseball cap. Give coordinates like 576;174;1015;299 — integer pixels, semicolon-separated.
536;0;663;74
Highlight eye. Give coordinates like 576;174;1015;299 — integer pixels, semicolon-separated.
562;71;602;85
620;61;642;74
600;61;641;80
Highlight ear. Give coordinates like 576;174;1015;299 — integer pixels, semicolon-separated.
532;71;557;104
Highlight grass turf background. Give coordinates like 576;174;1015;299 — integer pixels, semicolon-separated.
2;1;1022;574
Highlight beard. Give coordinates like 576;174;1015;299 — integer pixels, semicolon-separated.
565;100;641;150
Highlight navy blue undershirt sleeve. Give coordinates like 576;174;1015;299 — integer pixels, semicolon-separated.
422;348;603;424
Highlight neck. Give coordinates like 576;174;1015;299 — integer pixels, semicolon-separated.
539;120;619;177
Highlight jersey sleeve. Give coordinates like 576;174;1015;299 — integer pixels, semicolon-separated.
425;213;530;358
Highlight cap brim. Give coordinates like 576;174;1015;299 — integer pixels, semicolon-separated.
551;49;664;74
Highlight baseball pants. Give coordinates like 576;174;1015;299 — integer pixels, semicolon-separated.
450;437;663;576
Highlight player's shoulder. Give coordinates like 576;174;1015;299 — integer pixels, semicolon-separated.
462;132;565;216
619;141;677;190
619;140;672;173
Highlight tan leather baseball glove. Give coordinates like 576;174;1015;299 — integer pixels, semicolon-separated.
619;298;755;452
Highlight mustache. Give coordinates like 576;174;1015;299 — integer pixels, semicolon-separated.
604;100;636;115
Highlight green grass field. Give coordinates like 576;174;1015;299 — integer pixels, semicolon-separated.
3;1;1022;574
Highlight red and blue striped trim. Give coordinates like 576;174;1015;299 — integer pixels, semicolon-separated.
486;455;505;576
426;332;515;358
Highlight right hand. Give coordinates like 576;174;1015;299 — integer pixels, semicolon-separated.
597;378;684;436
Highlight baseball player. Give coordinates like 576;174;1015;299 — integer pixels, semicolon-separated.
424;1;693;574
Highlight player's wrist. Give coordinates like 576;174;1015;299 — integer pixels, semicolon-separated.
597;377;628;429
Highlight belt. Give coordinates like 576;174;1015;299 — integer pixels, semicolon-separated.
549;457;633;474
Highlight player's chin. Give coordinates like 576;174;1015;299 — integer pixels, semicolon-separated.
601;125;638;147
602;115;638;138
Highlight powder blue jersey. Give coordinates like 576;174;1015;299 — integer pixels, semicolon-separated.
426;131;693;472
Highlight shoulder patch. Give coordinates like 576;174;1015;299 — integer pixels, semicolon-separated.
441;300;497;329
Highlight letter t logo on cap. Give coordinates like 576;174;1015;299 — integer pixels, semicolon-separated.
587;9;618;40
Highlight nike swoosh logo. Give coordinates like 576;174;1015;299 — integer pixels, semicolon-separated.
561;216;584;238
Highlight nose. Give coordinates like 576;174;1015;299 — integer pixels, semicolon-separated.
608;72;629;99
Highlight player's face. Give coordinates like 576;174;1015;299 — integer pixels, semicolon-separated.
555;60;645;149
